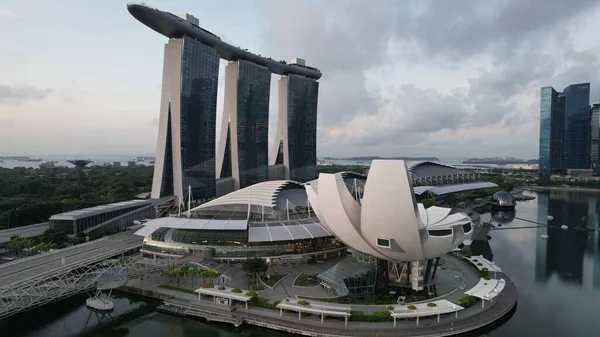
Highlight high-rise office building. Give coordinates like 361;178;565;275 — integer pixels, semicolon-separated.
563;83;591;169
590;104;600;174
216;60;271;189
539;83;591;179
152;37;220;201
271;64;320;182
128;4;321;201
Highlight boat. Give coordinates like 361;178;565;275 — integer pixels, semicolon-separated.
540;234;549;240
561;225;568;230
547;215;554;221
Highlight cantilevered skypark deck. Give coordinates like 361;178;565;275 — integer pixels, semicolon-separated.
127;3;322;79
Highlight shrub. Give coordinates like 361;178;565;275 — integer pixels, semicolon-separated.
458;295;477;308
349;310;392;322
386;305;394;311
217;285;226;290
245;291;258;297
427;302;437;307
231;288;243;293
407;305;417;310
285;298;290;302
482;267;488;271
201;283;214;288
477;263;483;266
297;300;310;306
252;285;264;290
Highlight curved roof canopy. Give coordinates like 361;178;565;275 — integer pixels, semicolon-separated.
407;161;469;178
191;180;305;211
127;4;322;79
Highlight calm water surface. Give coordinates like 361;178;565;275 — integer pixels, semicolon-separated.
3;190;600;337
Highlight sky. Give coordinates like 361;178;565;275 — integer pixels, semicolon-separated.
1;0;600;159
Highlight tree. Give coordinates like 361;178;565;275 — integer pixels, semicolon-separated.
41;228;68;246
7;234;35;256
242;258;268;285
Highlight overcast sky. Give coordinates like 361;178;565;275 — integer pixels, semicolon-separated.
1;0;600;159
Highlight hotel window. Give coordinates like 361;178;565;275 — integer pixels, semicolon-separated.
376;237;391;248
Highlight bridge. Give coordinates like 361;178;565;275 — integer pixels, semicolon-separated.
0;222;50;247
0;231;182;320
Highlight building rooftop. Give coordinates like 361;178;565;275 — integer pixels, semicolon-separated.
50;199;152;221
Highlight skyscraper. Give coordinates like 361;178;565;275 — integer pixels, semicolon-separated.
216;60;271;189
539;83;591;179
271;66;320;182
562;83;590;169
128;4;321;201
590;104;600;174
152;37;220;201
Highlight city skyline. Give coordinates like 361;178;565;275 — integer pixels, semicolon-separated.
2;0;600;159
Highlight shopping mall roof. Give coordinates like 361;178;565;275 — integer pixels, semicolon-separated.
248;221;331;242
191;180;305;211
50;199;152;221
413;182;498;196
134;217;248;237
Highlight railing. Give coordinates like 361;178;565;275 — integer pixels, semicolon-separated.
0;254;179;320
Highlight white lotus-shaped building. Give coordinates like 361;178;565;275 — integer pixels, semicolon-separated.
306;160;473;290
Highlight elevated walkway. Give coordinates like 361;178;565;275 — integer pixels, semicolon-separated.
0;231;189;320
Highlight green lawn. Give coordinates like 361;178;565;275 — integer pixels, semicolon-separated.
294;273;319;287
261;274;286;287
158;284;196;295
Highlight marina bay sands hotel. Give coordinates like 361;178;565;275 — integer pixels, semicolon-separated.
128;4;321;202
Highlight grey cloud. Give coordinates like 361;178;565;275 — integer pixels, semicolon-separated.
260;0;600;157
0;84;52;104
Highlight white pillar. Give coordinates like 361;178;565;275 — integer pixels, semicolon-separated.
321;314;324;324
416;316;419;326
482;299;485;308
344;316;347;327
437;313;440;322
199;294;201;302
245;302;248;310
280;307;283;316
394;317;396;327
298;311;301;320
214;296;216;304
455;310;458;318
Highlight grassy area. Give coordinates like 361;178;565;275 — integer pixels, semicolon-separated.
260;274;286;287
294;273;319;287
158;284;196;295
301;288;433;305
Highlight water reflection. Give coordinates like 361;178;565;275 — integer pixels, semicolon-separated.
534;190;600;288
490;208;516;224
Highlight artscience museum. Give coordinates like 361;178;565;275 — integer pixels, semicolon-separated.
306;160;473;294
136;160;490;294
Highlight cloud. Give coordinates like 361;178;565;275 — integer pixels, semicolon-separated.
259;0;600;158
0;7;20;19
0;84;53;104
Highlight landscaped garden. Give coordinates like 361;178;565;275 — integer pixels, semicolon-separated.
260;274;286;287
293;273;319;287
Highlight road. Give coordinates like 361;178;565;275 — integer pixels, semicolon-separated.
0;232;142;286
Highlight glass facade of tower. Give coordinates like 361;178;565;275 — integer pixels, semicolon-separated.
180;36;220;200
590;104;600;175
539;87;554;179
287;75;319;182
550;94;565;173
562;83;590;169
236;60;271;188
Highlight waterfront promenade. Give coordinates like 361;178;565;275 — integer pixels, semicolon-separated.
121;255;517;336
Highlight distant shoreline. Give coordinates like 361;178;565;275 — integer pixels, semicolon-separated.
526;186;600;193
